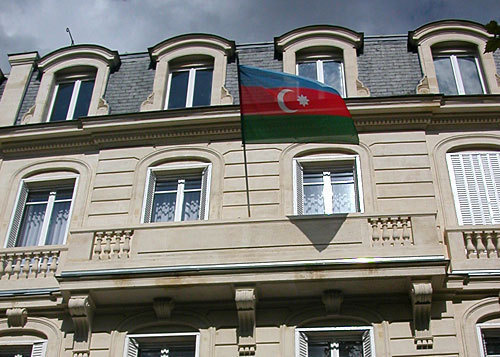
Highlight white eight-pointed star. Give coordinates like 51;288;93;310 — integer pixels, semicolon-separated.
297;94;309;107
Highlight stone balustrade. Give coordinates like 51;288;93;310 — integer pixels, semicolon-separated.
92;230;133;260
0;247;64;280
463;230;500;259
368;216;413;247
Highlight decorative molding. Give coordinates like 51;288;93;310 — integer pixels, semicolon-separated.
6;307;27;327
322;290;343;314
21;104;36;125
416;75;430;94
410;281;433;349
220;86;234;105
96;97;110;116
68;294;94;343
496;73;500;88
153;297;175;319
140;92;155;112
356;79;370;97
235;287;257;355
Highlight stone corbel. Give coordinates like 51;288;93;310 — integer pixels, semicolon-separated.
356;79;370;97
322;290;343;314
96;97;110;116
6;307;28;327
410;281;433;349
68;293;95;357
21;104;36;125
495;73;500;88
153;297;175;319
140;92;156;111
416;75;430;94
235;287;257;356
220;85;234;105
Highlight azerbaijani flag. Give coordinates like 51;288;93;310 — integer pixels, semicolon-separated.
238;65;358;144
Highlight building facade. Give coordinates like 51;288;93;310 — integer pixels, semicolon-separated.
0;20;499;356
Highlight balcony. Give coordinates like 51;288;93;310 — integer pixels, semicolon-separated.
446;226;500;273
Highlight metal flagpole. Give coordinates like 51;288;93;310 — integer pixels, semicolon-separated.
236;53;252;218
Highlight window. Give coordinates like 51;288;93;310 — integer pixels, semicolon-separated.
296;327;374;357
447;152;500;225
294;156;363;215
165;65;213;109
477;324;500;357
48;76;95;121
433;49;485;95
297;55;345;97
5;177;77;248
142;164;211;223
0;341;46;357
125;333;200;357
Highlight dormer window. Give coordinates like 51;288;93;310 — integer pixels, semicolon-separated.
48;75;95;121
165;61;213;109
297;51;345;97
433;48;485;95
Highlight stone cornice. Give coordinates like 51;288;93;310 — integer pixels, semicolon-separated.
0;96;499;154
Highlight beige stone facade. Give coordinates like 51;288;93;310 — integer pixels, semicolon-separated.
0;20;499;357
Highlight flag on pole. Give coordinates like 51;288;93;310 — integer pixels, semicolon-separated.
238;65;358;144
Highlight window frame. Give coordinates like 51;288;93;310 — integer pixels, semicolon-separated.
446;151;500;225
477;323;500;357
46;74;96;122
295;326;375;357
124;332;200;357
296;54;346;97
0;340;47;357
293;155;364;216
141;163;212;223
4;175;79;248
164;63;214;109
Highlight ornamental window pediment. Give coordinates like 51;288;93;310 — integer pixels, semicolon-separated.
409;20;500;95
274;25;369;97
24;45;120;124
141;34;235;111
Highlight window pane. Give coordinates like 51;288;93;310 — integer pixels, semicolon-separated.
16;201;47;247
182;190;201;221
485;335;500;354
323;60;344;95
73;80;95;119
309;342;330;357
339;341;363;357
298;62;318;81
140;345;195;357
168;71;189;109
50;82;75;121
303;184;325;214
45;200;71;245
332;182;356;213
434;57;458;95
457;56;483;94
192;69;213;107
152;192;177;222
0;346;33;357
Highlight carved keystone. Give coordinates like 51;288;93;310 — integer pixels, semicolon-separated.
7;307;27;327
410;281;433;349
322;290;343;314
235;287;257;356
153;297;175;319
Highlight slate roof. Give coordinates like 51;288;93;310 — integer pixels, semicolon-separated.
15;70;39;125
0;74;6;102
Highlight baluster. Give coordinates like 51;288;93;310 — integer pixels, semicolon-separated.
464;232;477;258
94;232;103;260
3;255;14;280
112;231;121;259
402;217;411;245
103;232;112;259
392;218;401;246
381;219;390;246
485;231;497;258
370;219;380;246
30;252;41;278
40;253;49;277
21;252;31;279
12;255;22;279
122;230;132;258
0;253;5;279
48;252;58;276
495;231;500;259
476;232;488;259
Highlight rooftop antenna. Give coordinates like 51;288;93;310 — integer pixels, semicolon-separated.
66;27;75;46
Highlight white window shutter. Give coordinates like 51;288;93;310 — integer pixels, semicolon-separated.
6;182;29;247
295;163;304;215
296;331;308;357
362;330;372;357
143;170;157;223
31;341;47;357
199;165;211;220
126;337;139;357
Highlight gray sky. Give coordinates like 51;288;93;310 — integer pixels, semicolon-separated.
1;0;499;71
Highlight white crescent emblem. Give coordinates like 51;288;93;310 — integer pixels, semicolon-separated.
277;89;297;113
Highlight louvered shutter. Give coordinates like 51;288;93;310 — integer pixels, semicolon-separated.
362;330;372;357
199;165;211;220
31;341;47;357
295;162;304;215
6;182;29;247
126;337;139;357
448;152;500;225
143;170;157;223
296;331;308;357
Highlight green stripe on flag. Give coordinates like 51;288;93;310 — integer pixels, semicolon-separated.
242;115;359;144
